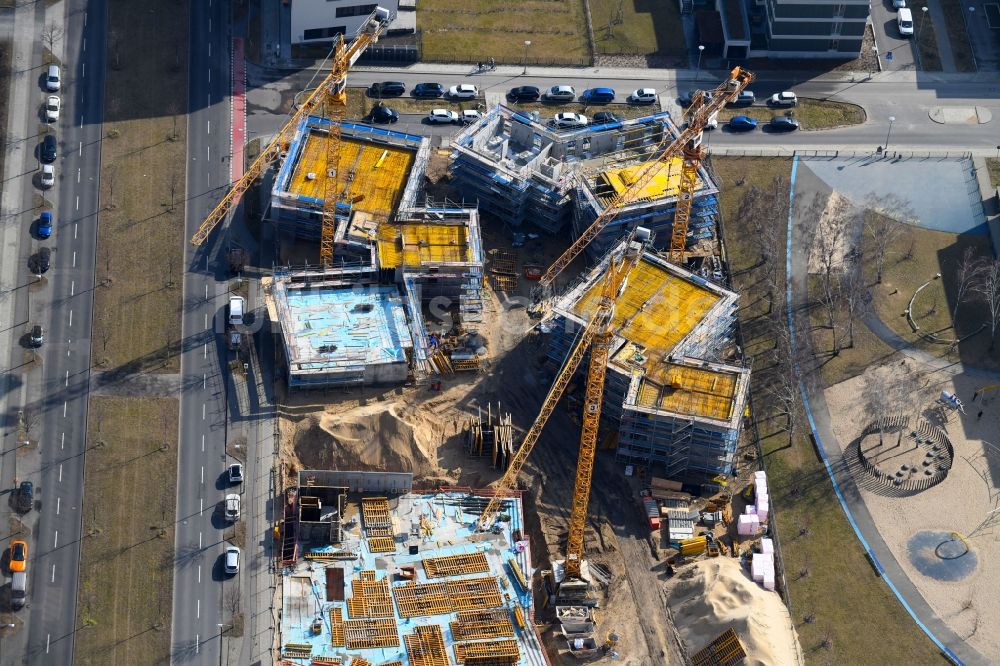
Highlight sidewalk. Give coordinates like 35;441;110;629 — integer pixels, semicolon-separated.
926;1;959;72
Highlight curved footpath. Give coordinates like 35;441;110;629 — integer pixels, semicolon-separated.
785;157;988;666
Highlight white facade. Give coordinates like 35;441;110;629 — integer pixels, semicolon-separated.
291;0;400;44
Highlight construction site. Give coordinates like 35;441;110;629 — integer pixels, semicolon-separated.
191;10;801;664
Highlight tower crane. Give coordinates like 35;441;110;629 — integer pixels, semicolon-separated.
535;67;754;290
189;7;393;261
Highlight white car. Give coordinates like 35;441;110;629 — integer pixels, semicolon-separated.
40;164;54;188
224;545;241;574
448;84;479;99
628;88;658;104
224;493;240;522
461;109;483;123
228;463;244;485
427;109;459;124
45;95;60;122
770;91;798;107
553;112;588;129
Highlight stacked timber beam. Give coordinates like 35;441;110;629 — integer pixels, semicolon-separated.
466;403;514;471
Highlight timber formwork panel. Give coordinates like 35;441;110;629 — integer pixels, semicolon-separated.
367;536;396;553
691;628;747;666
404;625;450;666
349;657;374;666
330;607;346;647
450;608;515;641
348;574;394;618
282;643;313;658
379;662;404;666
453;639;520;664
393;581;452;618
422;552;490;578
361;497;392;532
344;618;400;649
312;658;344;665
446;577;504;612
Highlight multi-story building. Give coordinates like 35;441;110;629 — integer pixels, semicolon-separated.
290;0;400;44
759;0;869;57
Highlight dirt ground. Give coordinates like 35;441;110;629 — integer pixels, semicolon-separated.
276;217;691;664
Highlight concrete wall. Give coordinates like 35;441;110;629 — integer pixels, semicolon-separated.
298;470;414;494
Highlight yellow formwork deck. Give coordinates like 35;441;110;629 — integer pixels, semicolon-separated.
288;132;412;218
636;364;738;420
377;223;471;269
572;258;720;357
599;157;700;200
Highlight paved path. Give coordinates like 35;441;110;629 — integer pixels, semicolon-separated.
788;158;988;666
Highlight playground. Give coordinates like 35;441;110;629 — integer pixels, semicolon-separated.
825;357;1000;658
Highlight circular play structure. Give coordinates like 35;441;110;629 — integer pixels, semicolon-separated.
907;530;978;581
855;415;954;493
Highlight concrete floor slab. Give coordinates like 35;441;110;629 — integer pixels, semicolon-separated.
800;156;987;234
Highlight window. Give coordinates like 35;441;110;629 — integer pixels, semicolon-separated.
336;4;377;18
829;39;840;50
303;26;347;40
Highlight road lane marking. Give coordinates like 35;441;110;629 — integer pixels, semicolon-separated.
205;284;209;299
74;223;78;239
65;370;69;387
54;530;58;549
69;310;73;327
202;403;206;419
72;251;76;267
204;313;208;329
208;93;211;106
207;145;210;161
56;497;60;514
200;499;204;515
209;18;211;32
201;466;204;484
197;599;200;619
78;142;82;156
63;402;67;417
46;634;50;653
207;120;210;134
199;532;202;549
79;115;83;128
198;565;201;583
202;434;205;452
51;565;55;583
208;68;211;83
75;195;79;210
71;280;75;296
195;634;199;655
207;172;210;186
208;42;211;57
203;343;207;359
59;464;63;482
203;373;207;389
60;432;65;449
83;38;86;52
82;63;85;78
77;168;80;183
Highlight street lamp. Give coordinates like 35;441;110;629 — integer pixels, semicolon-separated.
884;116;896;153
919;5;929;39
522;40;531;75
696;45;705;81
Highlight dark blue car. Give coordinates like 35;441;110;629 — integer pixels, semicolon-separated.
37;211;52;239
582;87;615;103
728;115;758;132
412;82;445;98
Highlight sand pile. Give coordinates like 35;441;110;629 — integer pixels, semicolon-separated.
667;558;803;666
291;402;442;477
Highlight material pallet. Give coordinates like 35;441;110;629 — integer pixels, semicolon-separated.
282;643;313;658
691;628;747;666
450;608;515;641
453;638;520;664
404;625;450;666
361;497;392;531
447;577;504;612
344;617;400;650
348;573;394;618
349;658;373;666
393;576;503;617
330;607;345;647
368;536;396;553
423;552;490;578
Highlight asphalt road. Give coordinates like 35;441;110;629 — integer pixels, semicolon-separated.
169;0;232;662
249;66;1000;152
21;0;106;662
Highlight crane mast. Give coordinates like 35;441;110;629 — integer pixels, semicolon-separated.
190;8;392;248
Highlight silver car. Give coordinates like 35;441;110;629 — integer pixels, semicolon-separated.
544;85;576;102
224;545;240;574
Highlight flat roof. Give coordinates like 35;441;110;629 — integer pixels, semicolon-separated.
636;361;740;421
378;222;473;269
287;133;413;218
598;157;699;200
280;284;412;372
570;255;722;359
280;491;546;666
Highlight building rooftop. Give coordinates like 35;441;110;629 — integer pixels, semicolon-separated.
634;358;741;421
597;157;695;200
280;488;546;666
275;283;413;374
378;222;473;270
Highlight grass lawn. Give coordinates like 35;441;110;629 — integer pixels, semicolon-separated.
712;156;947;664
940;0;977;72
986;157;1000;187
715;98;866;131
92;0;187;373
908;0;943;71
76;397;178;665
417;0;590;65
590;0;686;58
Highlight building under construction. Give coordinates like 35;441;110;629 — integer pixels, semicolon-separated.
263;117;485;388
546;240;750;483
279;470;547;666
450;106;720;258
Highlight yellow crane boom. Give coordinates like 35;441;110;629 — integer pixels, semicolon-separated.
189;8;392;248
537;67;754;288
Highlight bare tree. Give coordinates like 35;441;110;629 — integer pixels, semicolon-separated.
813;197;848;354
225;584;242;616
953;247;985;326
41;22;65;55
106;169;117;209
864;199;910;284
974;259;1000;350
840;253;870;349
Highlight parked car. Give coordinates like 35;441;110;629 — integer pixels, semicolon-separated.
45;95;60;122
507;86;540;102
368;81;405;97
37;211;53;239
426;108;459;124
41;134;57;162
33;247;51;273
581;87;615;103
592;111;624;124
412;82;445;98
40;164;55;189
704;114;719;130
29;325;44;348
9;540;27;573
769;91;798;107
728;115;758;131
628;88;658;105
543;85;576;102
897;7;914;35
728;91;755;107
46;64;60;92
224;545;241;574
679;89;713;106
769;115;800;132
893;0;906;8
553;112;588;129
228;463;244;484
461;109;483;123
448;83;478;99
367;103;399;123
17;481;34;512
224;494;240;522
